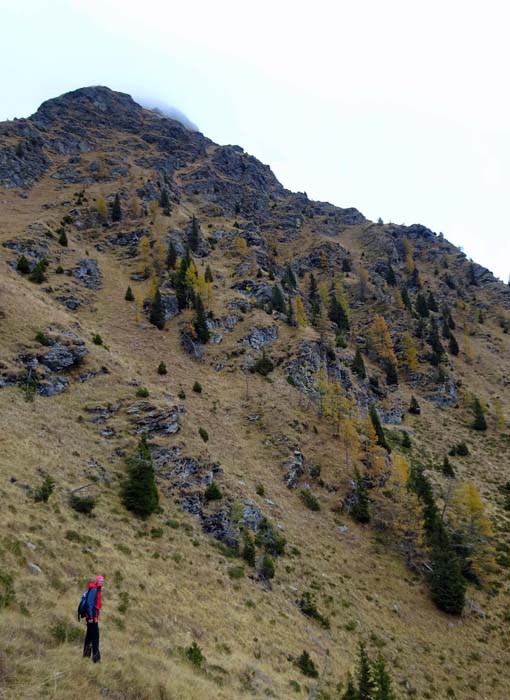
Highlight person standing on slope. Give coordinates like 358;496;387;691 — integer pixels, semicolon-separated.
81;575;105;663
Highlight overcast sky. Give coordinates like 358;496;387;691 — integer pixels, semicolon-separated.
1;0;509;280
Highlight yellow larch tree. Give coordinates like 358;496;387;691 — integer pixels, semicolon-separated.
96;195;108;222
236;236;248;257
403;332;419;373
295;295;307;327
494;398;506;432
340;416;360;471
403;237;415;273
368;315;397;367
137;236;151;276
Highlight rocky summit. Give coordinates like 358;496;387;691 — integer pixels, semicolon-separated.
1;86;510;700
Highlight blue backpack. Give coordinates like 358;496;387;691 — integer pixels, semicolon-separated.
77;589;91;620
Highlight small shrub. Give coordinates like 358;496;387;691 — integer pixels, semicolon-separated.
136;387;149;398
65;530;82;543
58;228;68;246
296;650;318;678
35;330;51;346
92;334;103;346
118;591;129;614
255;518;286;556
178;389;186;399
0;571;15;608
260;553;275;580
34;475;55;503
55;265;64;274
242;533;256;567
256;483;265;497
310;464;321;479
125;286;135;301
157;361;167;375
192;381;202;393
204;482;222;501
409;396;421;415
16;256;30;274
51;620;82;644
69;493;96;515
228;565;245;580
253;351;274;376
298;591;330;628
300;488;320;511
150;527;163;538
185;641;204;667
29;260;47;284
402;431;411;448
199;427;209;442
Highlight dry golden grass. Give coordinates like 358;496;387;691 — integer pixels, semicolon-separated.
1;140;510;700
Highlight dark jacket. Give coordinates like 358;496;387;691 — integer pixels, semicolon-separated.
85;583;101;622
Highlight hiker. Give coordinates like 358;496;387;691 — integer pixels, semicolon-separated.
79;575;104;663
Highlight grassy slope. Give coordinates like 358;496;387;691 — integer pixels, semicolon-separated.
1;136;510;700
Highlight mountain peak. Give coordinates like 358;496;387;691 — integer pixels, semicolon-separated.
31;85;144;132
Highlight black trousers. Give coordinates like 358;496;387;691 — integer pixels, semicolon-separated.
83;621;100;662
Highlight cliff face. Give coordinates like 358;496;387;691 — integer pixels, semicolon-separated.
1;86;510;700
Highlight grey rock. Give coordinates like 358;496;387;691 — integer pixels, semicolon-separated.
56;295;81;310
132;407;180;436
239;325;278;350
38;340;88;372
37;375;69;396
73;258;102;289
284;449;305;488
201;510;240;550
180;327;205;360
240;500;265;532
28;562;42;575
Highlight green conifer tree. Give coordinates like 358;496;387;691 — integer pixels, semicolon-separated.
352;347;367;379
166;241;177;269
125;286;134;301
385;262;397;286
193;295;210;343
204;264;213;283
448;333;459;356
112;193;122;222
351;469;370;524
357;643;376;700
372;654;395;700
160;189;171;215
271;285;286;313
369;404;390;452
471;397;487;431
416;292;429;318
189;215;200;252
409;396;421;415
29;260;47;284
122;434;159;519
149;289;166;330
16;255;30;274
329;294;350;332
308;273;321;325
428;529;466;615
58;228;68;246
442;456;455;478
342;674;358;700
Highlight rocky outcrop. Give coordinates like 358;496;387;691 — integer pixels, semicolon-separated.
239;325;278;351
73;258;102;289
127;403;182;436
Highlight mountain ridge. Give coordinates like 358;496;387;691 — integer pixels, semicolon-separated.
1;85;510;700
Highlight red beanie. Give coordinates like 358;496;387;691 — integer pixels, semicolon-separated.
95;575;105;585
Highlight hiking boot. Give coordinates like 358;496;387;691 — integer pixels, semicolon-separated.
92;652;101;663
83;644;92;658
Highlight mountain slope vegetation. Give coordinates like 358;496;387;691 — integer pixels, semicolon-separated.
1;86;510;700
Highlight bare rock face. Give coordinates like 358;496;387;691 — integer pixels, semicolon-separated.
73;258;102;289
239;325;278;351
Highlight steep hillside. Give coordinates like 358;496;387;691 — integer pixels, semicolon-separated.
1;86;510;700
